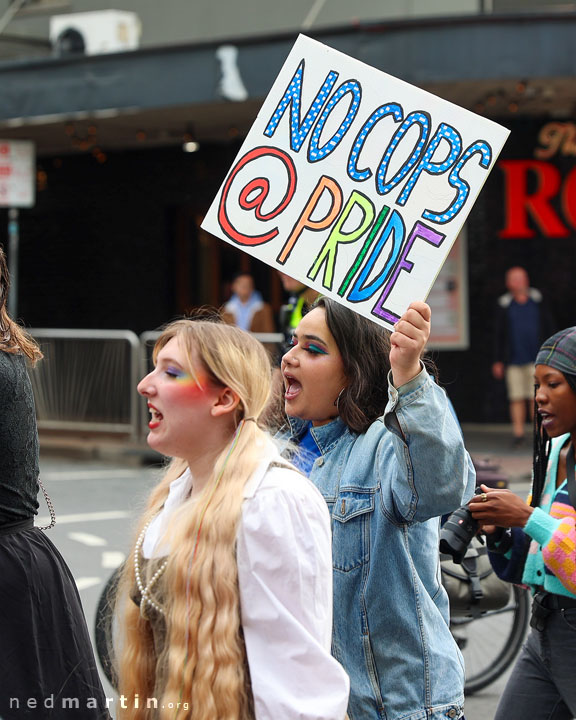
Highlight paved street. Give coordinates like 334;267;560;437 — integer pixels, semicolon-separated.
36;450;163;717
460;426;533;720
36;432;533;720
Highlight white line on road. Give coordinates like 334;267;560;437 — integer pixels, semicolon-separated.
36;510;132;526
76;577;102;591
68;531;108;546
102;551;126;569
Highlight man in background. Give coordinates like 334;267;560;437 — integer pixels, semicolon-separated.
492;266;553;445
222;272;274;334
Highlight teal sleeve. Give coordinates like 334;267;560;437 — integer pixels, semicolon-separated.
524;507;563;548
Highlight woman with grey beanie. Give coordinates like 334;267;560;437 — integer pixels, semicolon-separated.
470;326;576;720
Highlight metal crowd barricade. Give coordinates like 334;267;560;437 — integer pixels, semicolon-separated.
27;328;284;443
29;329;141;440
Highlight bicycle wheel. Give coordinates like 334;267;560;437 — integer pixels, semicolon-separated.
451;584;530;695
94;564;124;690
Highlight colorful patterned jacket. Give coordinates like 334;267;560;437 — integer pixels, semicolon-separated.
489;433;576;598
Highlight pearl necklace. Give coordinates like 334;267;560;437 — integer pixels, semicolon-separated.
134;521;168;616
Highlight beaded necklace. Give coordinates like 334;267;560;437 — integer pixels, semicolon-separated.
134;520;168;616
134;418;253;622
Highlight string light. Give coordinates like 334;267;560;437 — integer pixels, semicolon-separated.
183;126;200;153
63;122;98;151
36;169;47;191
472;81;547;116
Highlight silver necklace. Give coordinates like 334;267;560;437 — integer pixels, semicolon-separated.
134;520;168;616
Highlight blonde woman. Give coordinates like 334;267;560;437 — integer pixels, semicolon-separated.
115;317;349;720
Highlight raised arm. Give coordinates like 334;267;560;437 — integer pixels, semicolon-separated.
389;301;431;388
383;303;476;521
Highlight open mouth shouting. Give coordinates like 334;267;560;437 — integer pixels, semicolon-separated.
147;402;163;429
284;373;302;401
538;409;554;430
283;372;302;402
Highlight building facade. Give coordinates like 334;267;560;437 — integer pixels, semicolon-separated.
0;0;574;422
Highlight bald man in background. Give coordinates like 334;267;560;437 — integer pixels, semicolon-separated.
492;266;554;445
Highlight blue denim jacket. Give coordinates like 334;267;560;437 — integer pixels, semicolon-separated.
280;368;476;720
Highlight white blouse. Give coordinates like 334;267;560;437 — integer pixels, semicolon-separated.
142;449;350;720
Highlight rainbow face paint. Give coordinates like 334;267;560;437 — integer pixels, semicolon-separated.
288;336;329;355
137;336;224;462
281;308;348;427
164;366;209;399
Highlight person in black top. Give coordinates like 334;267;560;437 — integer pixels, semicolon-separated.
0;247;110;719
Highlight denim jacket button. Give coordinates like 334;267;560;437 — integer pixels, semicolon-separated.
316;458;324;467
447;709;457;718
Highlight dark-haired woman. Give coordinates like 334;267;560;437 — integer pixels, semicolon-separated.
279;297;475;720
0;248;110;719
470;326;576;720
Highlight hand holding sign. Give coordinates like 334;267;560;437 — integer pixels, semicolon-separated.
202;35;509;329
390;301;431;388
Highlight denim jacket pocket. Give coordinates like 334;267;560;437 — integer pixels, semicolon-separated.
331;491;374;572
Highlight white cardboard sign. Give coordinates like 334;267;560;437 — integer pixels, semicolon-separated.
202;35;509;329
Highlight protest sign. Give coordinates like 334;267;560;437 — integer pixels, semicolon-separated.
202;34;509;329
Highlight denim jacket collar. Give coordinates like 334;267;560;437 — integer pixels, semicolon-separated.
285;414;352;455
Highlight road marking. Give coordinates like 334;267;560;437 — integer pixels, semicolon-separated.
36;510;132;526
68;531;108;546
40;469;147;482
76;577;101;591
102;551;126;569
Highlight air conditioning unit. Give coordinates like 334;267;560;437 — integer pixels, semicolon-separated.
50;10;141;56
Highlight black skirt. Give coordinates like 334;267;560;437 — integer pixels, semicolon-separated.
0;521;111;719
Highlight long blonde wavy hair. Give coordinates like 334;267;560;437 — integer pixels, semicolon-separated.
116;318;274;719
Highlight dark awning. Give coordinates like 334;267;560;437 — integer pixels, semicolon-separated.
0;12;574;154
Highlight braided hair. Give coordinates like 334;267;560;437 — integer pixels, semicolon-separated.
532;325;576;506
531;406;551;509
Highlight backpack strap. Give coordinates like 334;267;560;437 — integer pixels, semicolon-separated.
461;549;484;604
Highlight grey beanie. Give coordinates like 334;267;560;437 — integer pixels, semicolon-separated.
535;326;576;394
